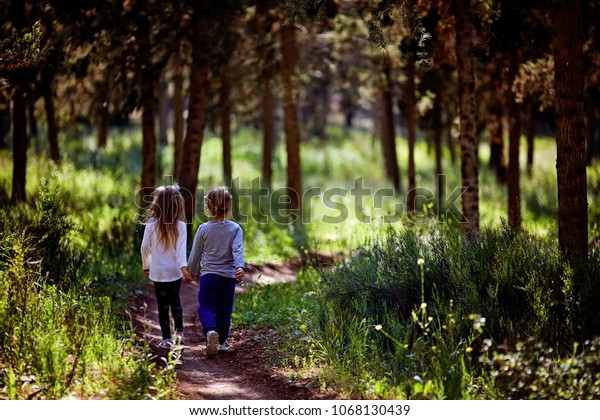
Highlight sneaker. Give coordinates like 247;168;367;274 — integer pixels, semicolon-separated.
217;342;230;352
173;332;184;345
206;330;219;358
159;338;174;349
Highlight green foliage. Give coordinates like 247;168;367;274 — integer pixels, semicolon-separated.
0;162;176;399
0;187;84;290
360;0;430;63
567;247;600;340
285;0;339;23
232;187;300;263
233;268;320;328
326;224;587;339
265;226;600;399
312;312;389;397
0;227;176;399
232;269;329;390
513;58;555;111
588;165;600;242
0;21;48;83
480;338;600;399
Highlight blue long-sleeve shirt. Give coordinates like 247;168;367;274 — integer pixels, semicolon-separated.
187;219;244;279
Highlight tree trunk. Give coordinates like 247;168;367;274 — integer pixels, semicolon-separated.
442;65;457;165
10;0;27;202
446;115;457;165
141;74;157;191
585;92;599;166
154;72;168;177
0;101;9;149
452;0;479;233
381;56;401;191
42;76;60;164
172;51;185;180
280;24;303;217
488;110;506;184
525;101;536;177
314;77;329;141
259;5;276;190
262;76;275;190
96;65;109;149
137;12;157;191
445;118;456;164
158;71;169;146
552;0;588;261
180;7;211;225
506;51;522;228
220;72;232;186
432;92;444;207
489;63;506;184
97;103;108;149
405;54;417;214
27;97;38;139
11;79;27;203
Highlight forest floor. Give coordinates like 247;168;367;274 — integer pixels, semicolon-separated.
130;257;338;400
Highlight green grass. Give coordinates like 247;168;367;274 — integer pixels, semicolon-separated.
234;225;600;399
66;124;596;259
0;146;177;399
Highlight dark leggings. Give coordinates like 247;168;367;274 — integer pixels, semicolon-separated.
153;279;183;339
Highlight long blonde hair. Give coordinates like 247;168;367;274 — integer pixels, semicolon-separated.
205;186;232;217
146;185;186;248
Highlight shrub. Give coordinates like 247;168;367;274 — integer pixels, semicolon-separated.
306;225;600;398
481;337;600;399
0;185;177;399
0;180;89;291
28;180;90;290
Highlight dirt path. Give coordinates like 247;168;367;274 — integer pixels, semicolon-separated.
130;261;334;400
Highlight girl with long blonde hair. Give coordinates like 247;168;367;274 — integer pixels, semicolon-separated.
141;185;192;349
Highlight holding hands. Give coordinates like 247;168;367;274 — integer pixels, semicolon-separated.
181;267;194;282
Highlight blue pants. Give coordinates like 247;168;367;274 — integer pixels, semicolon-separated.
197;273;236;344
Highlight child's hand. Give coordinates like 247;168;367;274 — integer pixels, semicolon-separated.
181;267;194;282
235;267;244;283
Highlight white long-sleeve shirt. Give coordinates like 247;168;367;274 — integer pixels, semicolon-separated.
187;219;244;279
140;218;187;282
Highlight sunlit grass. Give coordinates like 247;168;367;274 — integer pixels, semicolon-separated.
0;204;177;400
0;140;177;399
237;224;600;399
1;125;596;267
46;123;592;260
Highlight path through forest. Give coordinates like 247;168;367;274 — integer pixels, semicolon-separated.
130;260;335;400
